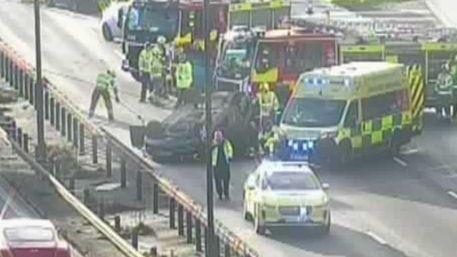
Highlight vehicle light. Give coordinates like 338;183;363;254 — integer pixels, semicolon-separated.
307;141;314;149
288;140;294;147
302;143;308;150
293;143;299;151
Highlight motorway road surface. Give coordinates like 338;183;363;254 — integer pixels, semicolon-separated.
1;0;457;256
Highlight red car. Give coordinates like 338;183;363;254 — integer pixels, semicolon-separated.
0;219;71;257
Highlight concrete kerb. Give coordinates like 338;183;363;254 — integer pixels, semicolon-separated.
0;38;260;257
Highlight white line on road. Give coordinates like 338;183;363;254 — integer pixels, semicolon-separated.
447;191;457;200
400;148;419;155
393;157;408;167
366;230;387;245
114;50;124;59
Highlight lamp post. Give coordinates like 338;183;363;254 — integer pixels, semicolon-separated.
203;0;215;255
34;0;46;162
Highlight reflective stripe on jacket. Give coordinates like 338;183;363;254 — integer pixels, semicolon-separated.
212;140;233;167
138;48;153;73
176;61;193;89
150;46;165;76
258;91;279;116
96;73;116;93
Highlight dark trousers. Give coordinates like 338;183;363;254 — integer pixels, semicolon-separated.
176;88;188;107
89;87;113;120
140;72;151;102
214;168;230;198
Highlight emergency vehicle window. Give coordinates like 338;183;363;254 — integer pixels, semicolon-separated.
344;101;359;127
273;7;290;28
428;52;456;81
362;91;403;120
230;11;250;28
302;43;324;71
284;44;300;73
252;9;272;29
255;43;277;73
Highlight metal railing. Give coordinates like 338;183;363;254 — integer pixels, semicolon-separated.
0;40;259;257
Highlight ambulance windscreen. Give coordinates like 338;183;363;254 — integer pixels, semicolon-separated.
282;98;346;127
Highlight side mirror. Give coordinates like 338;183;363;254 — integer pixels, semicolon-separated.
321;183;330;190
246;182;256;190
117;9;124;28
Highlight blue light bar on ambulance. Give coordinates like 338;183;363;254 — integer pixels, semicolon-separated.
305;77;352;88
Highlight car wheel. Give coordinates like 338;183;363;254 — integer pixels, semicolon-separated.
102;23;113;42
242;194;251;221
319;212;331;236
254;205;266;235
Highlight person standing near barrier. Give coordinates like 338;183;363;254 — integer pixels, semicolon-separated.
175;53;193;108
138;42;153;102
212;130;233;200
88;69;119;121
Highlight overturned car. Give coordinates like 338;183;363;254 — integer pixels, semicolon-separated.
133;92;258;161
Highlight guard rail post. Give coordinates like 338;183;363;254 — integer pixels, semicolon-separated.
8;120;16;141
7;58;12;83
67;113;72;142
24;73;29;100
55;102;60;131
50;97;55;126
69;178;75;193
106;140;112;177
195;220;202;252
44;90;49;120
136;170;142;201
61;108;66;137
114;216;121;232
91;135;98;164
5;56;10;82
98;200;105;219
215;236;220;257
169;198;176;229
72;118;78;148
186;211;192;243
83;188;90;205
132;231;138;250
23;133;29;153
224;244;230;257
11;61;15;86
29;78;34;107
178;204;184;236
0;51;4;77
120;157;126;188
153;183;159;214
17;127;22;148
18;69;23;96
79;123;85;155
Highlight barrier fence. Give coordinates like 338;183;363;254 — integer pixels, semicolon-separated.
0;40;259;257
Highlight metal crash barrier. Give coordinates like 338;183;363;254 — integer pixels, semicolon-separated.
0;40;259;257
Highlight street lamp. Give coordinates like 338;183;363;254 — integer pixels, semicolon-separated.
203;0;215;256
34;0;46;162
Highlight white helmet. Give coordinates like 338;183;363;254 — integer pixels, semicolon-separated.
157;36;166;44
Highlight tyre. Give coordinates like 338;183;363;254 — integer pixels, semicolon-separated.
319;212;331;236
254;205;266;235
102;23;113;42
389;130;403;156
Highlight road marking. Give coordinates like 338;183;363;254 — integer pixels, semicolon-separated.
366;230;387;245
400;148;419;155
393;157;408;167
114;50;124;59
447;191;457;200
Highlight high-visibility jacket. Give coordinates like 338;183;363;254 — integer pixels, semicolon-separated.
96;73;116;93
437;72;453;91
150;46;165;76
176;61;193;89
258;91;279;117
212;140;233;167
138;48;153;73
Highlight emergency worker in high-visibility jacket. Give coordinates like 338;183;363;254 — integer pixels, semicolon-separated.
88;70;119;121
150;36;167;100
138;42;154;102
211;130;233;200
257;83;279;133
175;53;193;107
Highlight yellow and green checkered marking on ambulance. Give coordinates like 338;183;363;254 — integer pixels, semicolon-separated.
336;65;424;151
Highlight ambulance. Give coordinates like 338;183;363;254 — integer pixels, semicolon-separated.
280;62;424;164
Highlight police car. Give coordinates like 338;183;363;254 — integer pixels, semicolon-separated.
243;160;331;235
